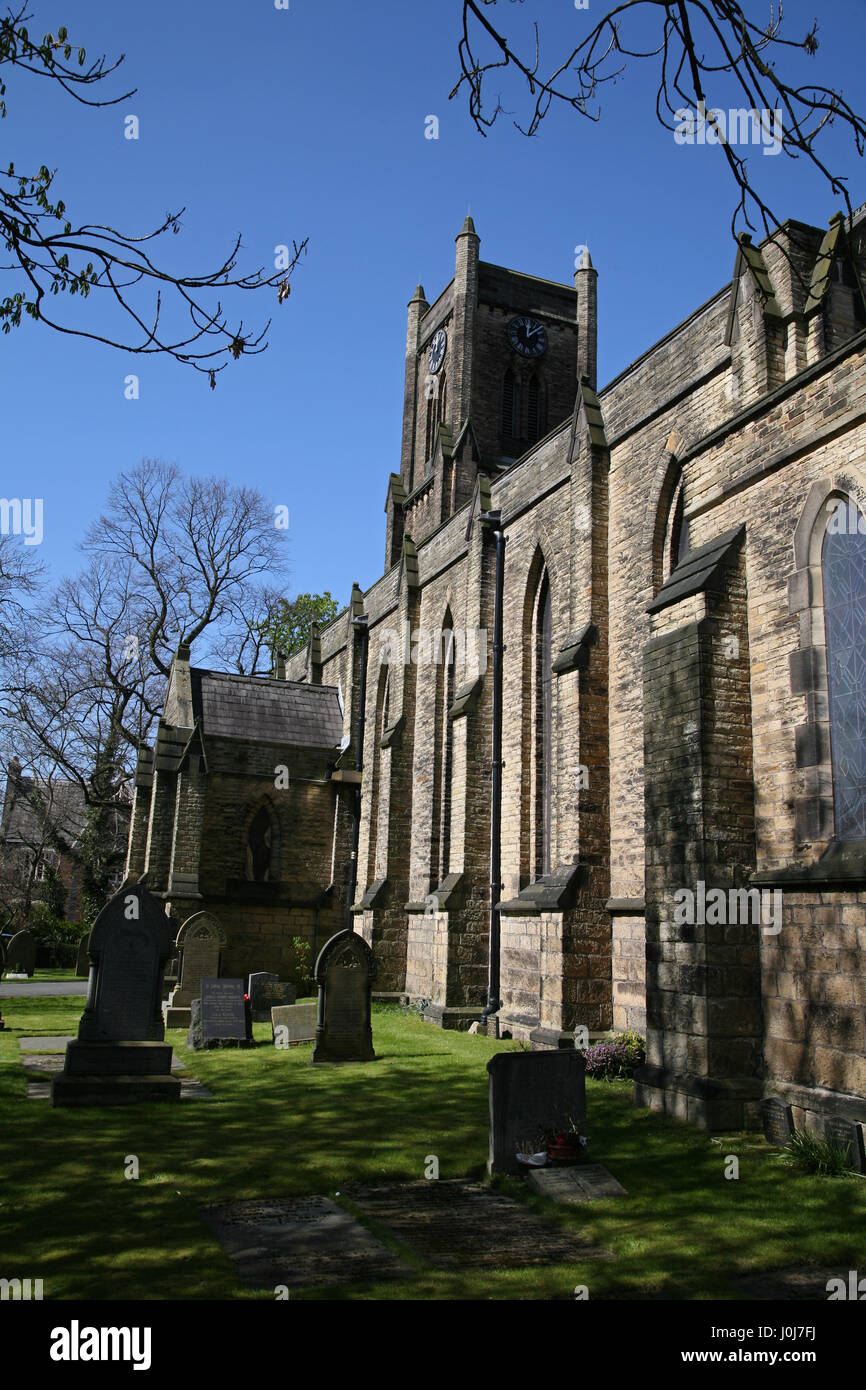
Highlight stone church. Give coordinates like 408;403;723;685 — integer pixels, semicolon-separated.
128;207;866;1135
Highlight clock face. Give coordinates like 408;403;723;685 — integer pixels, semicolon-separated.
508;316;547;358
427;328;447;374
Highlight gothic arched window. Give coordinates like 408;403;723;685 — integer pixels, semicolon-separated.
366;665;391;884
536;572;553;875
430;614;455;886
246;802;279;882
822;501;866;839
668;478;690;577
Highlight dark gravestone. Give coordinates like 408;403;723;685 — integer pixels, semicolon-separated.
486;1051;587;1175
52;885;180;1106
312;930;375;1063
197;978;252;1049
187;998;203;1050
249;974;296;1023
6;929;36;977
75;934;91;978
825;1116;866;1173
760;1097;795;1148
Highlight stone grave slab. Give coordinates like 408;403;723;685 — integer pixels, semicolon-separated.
248;974;296;1023
5;930;36;977
25;1044;211;1101
19;1036;74;1052
166;912;227;1028
52;884;180;1106
526;1164;628;1204
312;929;375;1063
486;1050;586;1174
825;1115;866;1173
349;1180;607;1269
734;1266;854;1300
760;1097;795;1148
201;1197;410;1290
271;1001;316;1046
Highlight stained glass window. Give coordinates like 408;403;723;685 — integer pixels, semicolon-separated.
822;503;866;839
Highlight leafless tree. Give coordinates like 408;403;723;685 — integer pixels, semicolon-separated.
453;2;866;244
0;459;290;921
0;5;306;381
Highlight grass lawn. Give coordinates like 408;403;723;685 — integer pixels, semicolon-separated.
1;996;864;1300
12;968;81;983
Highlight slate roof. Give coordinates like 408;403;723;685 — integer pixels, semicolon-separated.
190;669;344;748
0;774;130;851
1;776;87;847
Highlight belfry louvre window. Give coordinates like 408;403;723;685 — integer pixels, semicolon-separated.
823;504;866;839
502;369;516;439
527;374;546;443
425;374;445;462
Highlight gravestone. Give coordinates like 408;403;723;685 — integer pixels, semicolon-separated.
5;929;36;977
311;930;375;1063
52;884;180;1106
166;912;227;1029
75;934;91;978
825;1115;866;1173
272;1001;317;1047
249;973;296;1023
190;978;252;1050
486;1050;586;1175
760;1097;795;1148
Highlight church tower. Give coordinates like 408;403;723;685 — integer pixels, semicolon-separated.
385;218;592;563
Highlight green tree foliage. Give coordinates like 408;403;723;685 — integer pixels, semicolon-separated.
265;592;341;660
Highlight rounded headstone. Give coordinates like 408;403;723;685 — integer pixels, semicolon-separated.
6;929;36;977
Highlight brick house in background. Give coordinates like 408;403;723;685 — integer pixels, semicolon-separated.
133;209;866;1135
0;760;130;928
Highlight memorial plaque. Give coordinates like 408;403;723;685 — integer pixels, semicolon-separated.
825;1116;866;1173
312;930;375;1063
272;1001;316;1046
201;978;249;1044
487;1051;586;1175
52;884;180;1106
760;1097;795;1148
249;974;296;1023
5;929;36;977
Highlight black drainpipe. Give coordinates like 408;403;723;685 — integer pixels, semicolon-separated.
480;510;505;1027
346;614;369;933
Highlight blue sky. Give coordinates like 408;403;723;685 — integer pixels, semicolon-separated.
3;0;866;617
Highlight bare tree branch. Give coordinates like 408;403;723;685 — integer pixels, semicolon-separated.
452;2;866;247
0;5;307;378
